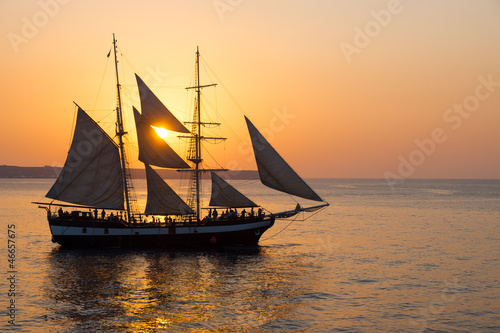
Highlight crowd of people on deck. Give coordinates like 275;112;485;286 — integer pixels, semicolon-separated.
54;206;265;226
204;207;264;222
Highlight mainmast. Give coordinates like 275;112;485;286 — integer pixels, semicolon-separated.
184;47;220;221
113;34;132;222
194;47;202;219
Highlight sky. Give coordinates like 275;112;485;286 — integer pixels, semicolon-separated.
1;0;499;179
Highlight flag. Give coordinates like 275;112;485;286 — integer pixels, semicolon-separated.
107;49;111;58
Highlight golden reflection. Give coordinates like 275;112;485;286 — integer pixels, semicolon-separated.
46;247;313;332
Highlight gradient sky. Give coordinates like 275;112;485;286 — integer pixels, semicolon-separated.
1;0;499;179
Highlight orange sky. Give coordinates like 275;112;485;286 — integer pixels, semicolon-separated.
1;0;499;179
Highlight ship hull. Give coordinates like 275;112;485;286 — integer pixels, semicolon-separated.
48;217;275;248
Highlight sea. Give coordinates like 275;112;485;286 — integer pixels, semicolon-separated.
0;178;499;332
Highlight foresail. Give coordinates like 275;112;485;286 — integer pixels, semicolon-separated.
209;172;258;208
135;74;190;133
46;107;124;209
134;107;190;169
245;116;323;202
144;164;194;215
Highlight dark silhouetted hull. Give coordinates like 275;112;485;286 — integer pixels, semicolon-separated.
48;217;274;248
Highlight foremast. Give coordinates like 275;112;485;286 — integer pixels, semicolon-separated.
113;33;134;222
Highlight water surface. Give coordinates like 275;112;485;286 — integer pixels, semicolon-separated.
1;178;499;332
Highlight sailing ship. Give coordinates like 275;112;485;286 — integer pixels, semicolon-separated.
34;35;328;248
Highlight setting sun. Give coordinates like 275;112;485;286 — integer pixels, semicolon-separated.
152;126;169;139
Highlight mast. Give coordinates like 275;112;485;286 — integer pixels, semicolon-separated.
195;47;201;220
185;47;218;221
113;33;132;222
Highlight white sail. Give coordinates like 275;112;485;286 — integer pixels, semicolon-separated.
209;172;258;208
135;74;190;133
46;107;124;209
134;107;190;169
144;164;194;215
245;116;323;202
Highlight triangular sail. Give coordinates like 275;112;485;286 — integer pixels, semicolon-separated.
46;107;124;209
144;164;194;215
245;116;323;202
134;107;190;169
209;172;258;208
135;74;190;133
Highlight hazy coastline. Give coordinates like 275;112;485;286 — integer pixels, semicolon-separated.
0;165;259;180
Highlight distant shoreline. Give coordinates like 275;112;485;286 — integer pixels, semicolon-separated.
1;166;498;180
0;165;259;180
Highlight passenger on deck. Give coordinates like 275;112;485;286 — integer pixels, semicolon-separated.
58;207;63;217
241;209;247;218
213;209;218;220
101;209;106;219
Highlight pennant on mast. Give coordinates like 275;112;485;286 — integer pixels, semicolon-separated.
133;107;190;169
209;172;258;208
245;116;323;202
135;74;190;133
46;107;125;209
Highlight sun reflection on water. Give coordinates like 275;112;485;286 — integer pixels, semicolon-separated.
45;246;311;332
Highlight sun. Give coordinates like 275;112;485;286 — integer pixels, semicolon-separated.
152;126;169;139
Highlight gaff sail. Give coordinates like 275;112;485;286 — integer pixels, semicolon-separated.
144;164;194;215
46;107;125;209
133;107;190;169
209;172;258;208
135;74;190;133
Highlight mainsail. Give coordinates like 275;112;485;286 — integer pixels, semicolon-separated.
46;107;124;209
144;164;194;215
209;172;257;208
245;116;323;202
135;74;190;133
133;107;190;169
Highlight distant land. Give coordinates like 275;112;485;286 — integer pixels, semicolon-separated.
0;165;259;180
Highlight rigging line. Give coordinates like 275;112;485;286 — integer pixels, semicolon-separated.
260;214;300;242
68;104;78;151
260;206;328;242
201;142;225;170
194;89;253;172
117;46;140;77
200;57;246;116
92;50;111;111
199;55;215;84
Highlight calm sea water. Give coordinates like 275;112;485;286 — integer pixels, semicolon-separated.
0;178;499;332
